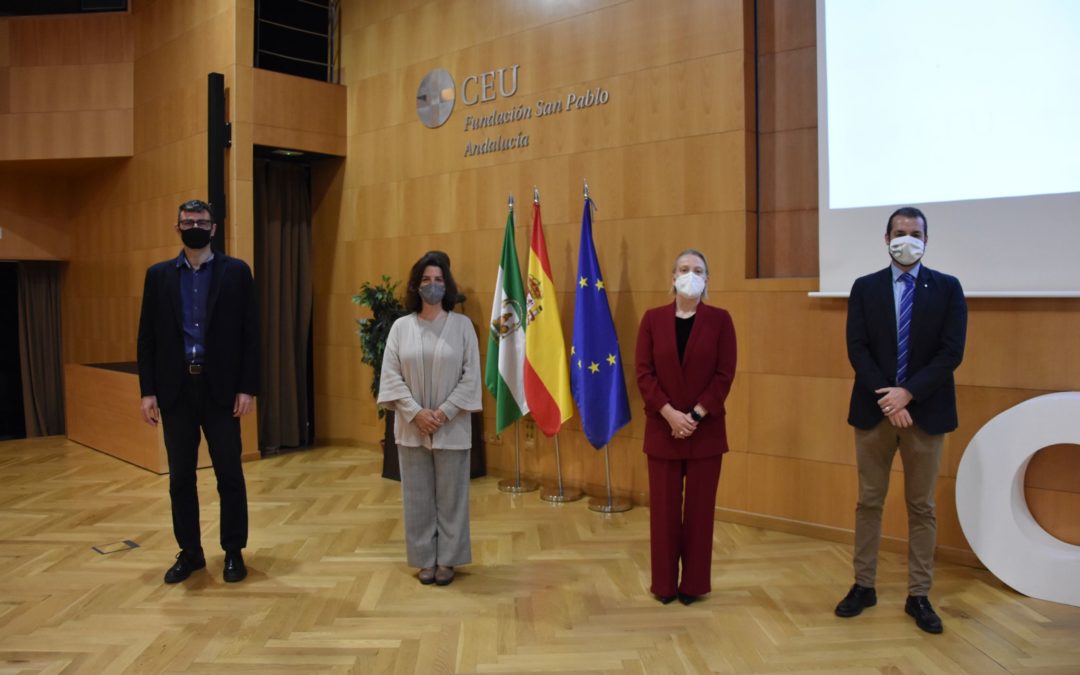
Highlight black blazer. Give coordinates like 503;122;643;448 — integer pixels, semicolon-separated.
137;253;259;410
846;265;967;435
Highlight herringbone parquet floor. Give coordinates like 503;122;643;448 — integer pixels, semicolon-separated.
1;437;1077;674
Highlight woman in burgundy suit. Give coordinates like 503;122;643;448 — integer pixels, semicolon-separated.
635;249;737;605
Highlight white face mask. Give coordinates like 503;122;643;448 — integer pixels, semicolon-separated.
889;235;925;266
674;272;706;299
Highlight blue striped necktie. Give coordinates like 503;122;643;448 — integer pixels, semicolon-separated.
896;272;915;384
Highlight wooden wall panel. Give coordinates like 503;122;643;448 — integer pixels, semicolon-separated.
1025;444;1080;493
248;68;346;137
344;0;737;84
747;373;854;465
0;169;73;260
0;14;134;162
0;20;9;67
0;67;10;114
0;109;133;160
755;0;817;278
756;0;815;53
8;12;132;66
961;298;1080;390
1025;445;1080;546
8;63;133;113
757;128;816;212
1026;487;1080;546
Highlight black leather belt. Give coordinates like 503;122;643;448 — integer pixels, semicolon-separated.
186;363;204;375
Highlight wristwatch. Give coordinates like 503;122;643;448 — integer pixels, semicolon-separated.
689;408;703;422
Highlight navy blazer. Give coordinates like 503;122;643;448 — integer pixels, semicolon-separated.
846;265;967;435
635;302;737;460
137;253;259;410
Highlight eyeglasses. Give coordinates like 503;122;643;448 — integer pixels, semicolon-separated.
178;219;213;230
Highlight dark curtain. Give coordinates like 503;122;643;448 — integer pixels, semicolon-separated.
254;158;313;451
16;261;65;437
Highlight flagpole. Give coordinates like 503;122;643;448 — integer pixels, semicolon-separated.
495;191;538;494
541;432;583;502
588;444;631;513
586;180;625;511
498;419;538;493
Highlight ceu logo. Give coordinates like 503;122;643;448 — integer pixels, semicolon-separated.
416;69;456;129
416;65;521;129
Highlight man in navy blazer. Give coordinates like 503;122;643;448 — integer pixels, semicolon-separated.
834;207;967;634
137;199;259;584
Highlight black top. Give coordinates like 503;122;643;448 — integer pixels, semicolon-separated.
675;314;695;363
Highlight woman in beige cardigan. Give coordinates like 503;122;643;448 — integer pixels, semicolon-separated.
377;252;482;586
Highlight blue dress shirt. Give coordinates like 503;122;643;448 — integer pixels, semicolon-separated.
176;251;215;364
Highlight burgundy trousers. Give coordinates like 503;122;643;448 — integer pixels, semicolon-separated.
647;454;723;597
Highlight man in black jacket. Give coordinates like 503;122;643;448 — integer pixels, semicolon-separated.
834;207;967;633
137;199;258;584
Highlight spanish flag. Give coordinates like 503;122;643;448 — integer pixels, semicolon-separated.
524;197;573;436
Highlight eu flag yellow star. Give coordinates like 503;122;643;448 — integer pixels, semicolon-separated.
588;361;600;374
579;276;588;288
595;279;605;290
606;353;617;366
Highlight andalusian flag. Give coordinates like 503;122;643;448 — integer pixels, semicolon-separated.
524;198;573;437
485;204;530;432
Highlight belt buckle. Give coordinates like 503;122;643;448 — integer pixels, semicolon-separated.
187;363;203;375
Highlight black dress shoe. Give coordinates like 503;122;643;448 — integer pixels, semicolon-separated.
905;595;943;634
655;594;676;605
835;584;877;617
163;550;206;584
678;593;700;606
223;550;247;583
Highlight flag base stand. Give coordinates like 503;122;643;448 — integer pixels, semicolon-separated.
588;444;632;513
541;486;583;503
588;495;631;513
498;478;539;493
540;434;582;502
498;420;538;493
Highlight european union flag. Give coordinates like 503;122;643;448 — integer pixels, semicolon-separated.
570;196;631;449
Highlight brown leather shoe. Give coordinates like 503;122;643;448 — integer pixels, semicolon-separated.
434;565;455;586
418;567;436;585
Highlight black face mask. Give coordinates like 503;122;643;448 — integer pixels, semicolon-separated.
180;227;212;249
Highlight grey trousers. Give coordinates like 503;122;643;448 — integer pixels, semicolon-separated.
853;420;944;596
398;445;472;568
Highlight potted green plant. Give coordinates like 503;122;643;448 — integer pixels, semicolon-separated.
352;275;406;480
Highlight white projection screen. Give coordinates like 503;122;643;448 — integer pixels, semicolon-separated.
815;0;1080;296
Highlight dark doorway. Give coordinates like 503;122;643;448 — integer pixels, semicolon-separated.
254;150;317;453
0;263;27;440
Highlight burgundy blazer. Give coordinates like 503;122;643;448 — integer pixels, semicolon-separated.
635;302;737;460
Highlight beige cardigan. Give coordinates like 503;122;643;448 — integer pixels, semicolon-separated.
377;312;482;449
